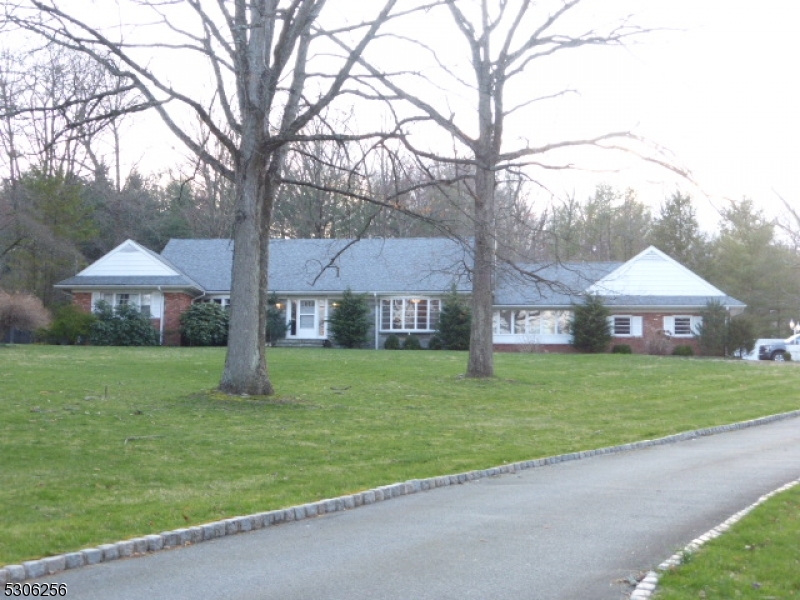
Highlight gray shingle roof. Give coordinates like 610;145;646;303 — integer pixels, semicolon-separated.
494;262;621;306
58;238;746;310
160;238;473;294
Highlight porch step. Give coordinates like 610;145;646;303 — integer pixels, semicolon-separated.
273;339;330;348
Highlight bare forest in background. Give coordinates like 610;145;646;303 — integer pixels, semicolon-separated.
2;42;800;338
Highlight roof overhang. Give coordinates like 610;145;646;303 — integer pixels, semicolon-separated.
55;283;205;296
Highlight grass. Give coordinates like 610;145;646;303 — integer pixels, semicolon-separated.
1;346;800;566
655;484;800;598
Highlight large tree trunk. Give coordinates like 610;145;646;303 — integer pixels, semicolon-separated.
219;130;273;395
466;14;497;380
467;163;496;378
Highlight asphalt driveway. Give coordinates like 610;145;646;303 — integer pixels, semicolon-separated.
21;415;800;599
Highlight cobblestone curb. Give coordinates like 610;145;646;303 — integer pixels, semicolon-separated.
629;478;800;599
3;408;800;585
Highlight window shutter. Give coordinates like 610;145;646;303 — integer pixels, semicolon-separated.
691;316;703;335
606;316;615;334
663;316;674;335
631;316;643;337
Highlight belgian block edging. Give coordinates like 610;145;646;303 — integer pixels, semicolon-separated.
3;408;800;586
629;477;800;599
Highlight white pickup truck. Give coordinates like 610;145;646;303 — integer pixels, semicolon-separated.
742;334;800;361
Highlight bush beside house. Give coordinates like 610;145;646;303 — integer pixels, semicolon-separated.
695;300;756;357
266;294;288;347
328;288;370;348
89;301;159;346
180;302;229;346
570;295;611;353
695;300;727;356
727;316;756;357
42;303;96;344
436;291;471;350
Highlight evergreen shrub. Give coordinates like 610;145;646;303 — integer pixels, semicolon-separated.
89;301;159;346
328;289;370;348
672;345;694;357
611;344;632;354
384;334;401;350
265;294;288;347
180;302;229;346
402;336;422;350
570;295;611;353
436;289;470;350
695;300;727;356
427;334;443;350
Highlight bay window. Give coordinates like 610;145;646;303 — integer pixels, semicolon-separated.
381;298;441;331
493;309;570;336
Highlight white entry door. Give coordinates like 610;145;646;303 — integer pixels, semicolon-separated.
289;299;327;339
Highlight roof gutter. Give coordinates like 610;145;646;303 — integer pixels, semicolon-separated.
373;292;379;350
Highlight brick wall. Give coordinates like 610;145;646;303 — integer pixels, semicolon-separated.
616;312;701;355
73;293;93;312
494;312;703;355
162;293;194;346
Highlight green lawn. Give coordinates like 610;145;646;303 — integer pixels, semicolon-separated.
1;346;799;566
655;483;800;599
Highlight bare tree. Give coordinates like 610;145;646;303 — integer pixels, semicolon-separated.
0;45;141;186
340;0;652;377
4;0;416;394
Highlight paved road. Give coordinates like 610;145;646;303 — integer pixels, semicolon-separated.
27;417;800;600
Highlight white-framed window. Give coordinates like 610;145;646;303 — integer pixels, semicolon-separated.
608;315;643;337
674;317;692;336
664;315;701;337
93;292;152;318
380;298;441;331
211;297;231;310
614;316;631;336
493;309;571;336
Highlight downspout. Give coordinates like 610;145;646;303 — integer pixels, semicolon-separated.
157;286;165;345
374;292;379;350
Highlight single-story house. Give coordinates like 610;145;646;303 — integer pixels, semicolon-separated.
55;237;745;352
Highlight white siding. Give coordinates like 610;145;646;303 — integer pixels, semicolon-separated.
587;247;726;297
81;240;178;277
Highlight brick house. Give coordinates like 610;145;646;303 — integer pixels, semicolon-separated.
55;238;744;352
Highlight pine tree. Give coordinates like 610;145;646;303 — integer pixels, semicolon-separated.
265;294;288;347
695;300;728;356
570;295;611;353
436;289;471;351
328;288;370;348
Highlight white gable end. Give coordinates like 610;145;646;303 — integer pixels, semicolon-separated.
80;240;179;277
587;246;725;297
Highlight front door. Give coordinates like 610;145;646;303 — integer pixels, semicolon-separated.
289;299;327;339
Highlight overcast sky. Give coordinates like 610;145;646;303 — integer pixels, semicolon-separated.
109;0;799;231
